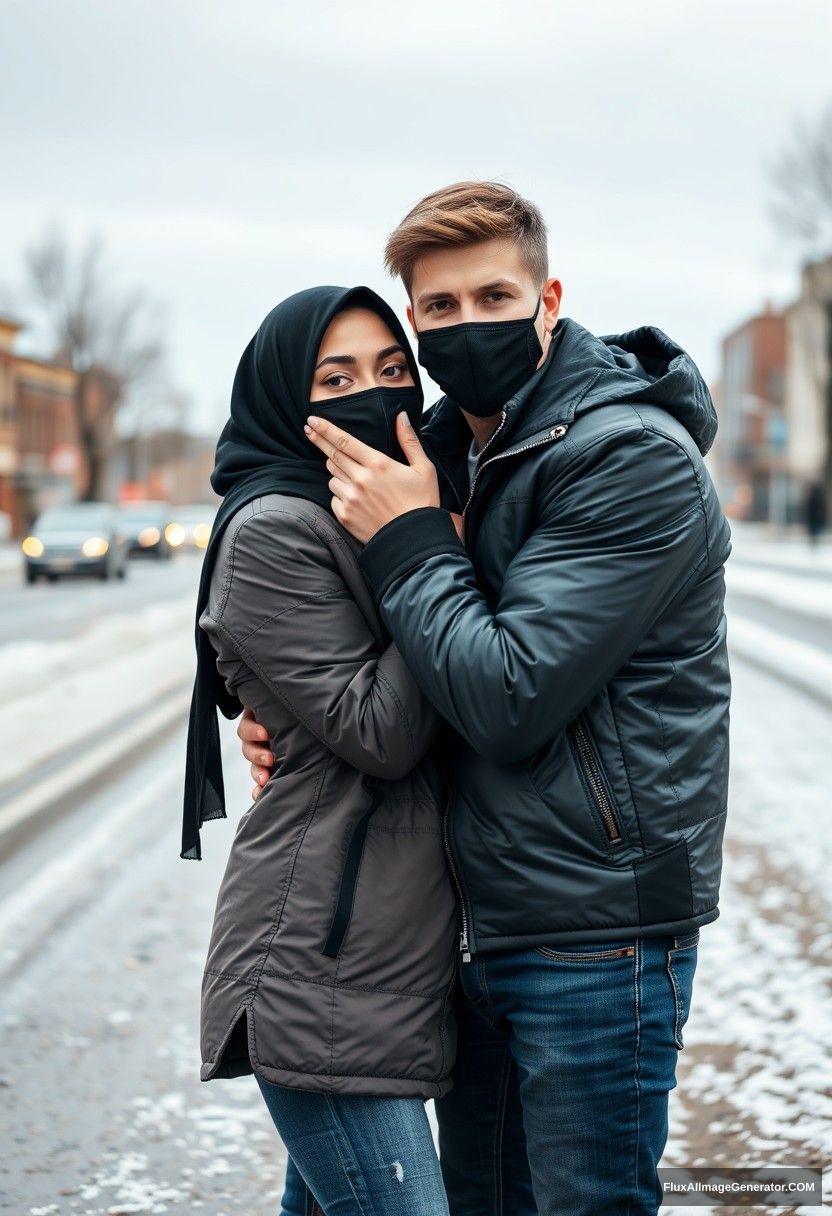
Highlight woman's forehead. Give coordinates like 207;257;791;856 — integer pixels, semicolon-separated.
317;306;399;358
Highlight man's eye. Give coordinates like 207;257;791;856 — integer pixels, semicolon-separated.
426;300;453;314
485;292;509;303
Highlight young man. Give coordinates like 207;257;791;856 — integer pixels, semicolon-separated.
241;182;732;1215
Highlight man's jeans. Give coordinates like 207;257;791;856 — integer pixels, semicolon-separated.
436;931;699;1216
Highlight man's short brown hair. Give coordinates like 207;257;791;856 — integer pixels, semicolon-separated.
384;181;549;295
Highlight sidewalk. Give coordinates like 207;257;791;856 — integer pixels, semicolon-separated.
724;522;832;709
727;520;832;576
0;595;196;856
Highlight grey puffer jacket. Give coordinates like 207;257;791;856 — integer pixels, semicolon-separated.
197;493;458;1097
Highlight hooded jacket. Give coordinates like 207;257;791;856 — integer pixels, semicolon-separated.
358;316;732;956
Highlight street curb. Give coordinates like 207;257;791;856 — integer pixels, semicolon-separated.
0;681;192;860
727;615;832;712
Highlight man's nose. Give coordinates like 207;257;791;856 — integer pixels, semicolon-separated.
456;301;480;325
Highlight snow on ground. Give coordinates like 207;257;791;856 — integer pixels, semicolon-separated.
728;523;832;576
661;652;832;1213
726;615;832;708
726;563;832;621
0;595;195;787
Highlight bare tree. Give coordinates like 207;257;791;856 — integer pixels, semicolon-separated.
768;101;832;252
24;229;166;500
768;103;832;495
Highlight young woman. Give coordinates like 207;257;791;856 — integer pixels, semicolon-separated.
182;286;459;1216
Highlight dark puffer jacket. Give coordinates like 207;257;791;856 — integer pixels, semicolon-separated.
198;493;458;1095
358;316;732;957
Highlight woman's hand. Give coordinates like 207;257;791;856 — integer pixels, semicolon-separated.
237;707;274;800
304;410;440;543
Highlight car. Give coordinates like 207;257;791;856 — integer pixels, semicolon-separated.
118;500;176;559
163;503;217;552
21;502;129;584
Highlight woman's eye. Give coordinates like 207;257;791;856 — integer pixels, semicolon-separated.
381;363;406;379
323;373;352;388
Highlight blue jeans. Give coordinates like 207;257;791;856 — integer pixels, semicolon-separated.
435;931;699;1216
255;1074;449;1216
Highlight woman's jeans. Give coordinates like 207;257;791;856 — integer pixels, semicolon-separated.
436;931;700;1216
255;1074;449;1216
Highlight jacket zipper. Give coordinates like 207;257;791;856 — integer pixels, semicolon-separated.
462;422;569;518
568;714;623;844
321;779;381;959
441;786;472;962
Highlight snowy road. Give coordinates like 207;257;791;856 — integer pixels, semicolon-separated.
0;528;830;1213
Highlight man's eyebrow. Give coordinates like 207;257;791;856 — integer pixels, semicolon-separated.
415;289;454;307
478;278;522;293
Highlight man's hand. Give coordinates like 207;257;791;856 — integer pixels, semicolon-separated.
304;410;440;543
237;707;274;800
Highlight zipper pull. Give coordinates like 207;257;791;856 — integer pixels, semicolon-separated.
459;928;472;963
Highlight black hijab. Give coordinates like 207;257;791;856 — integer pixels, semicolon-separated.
181;285;423;859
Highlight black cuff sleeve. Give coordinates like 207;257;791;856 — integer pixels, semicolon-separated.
358;507;467;603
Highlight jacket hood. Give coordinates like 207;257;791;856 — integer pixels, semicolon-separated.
422;317;718;483
575;320;718;455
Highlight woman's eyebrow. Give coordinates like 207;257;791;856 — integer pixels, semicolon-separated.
315;354;356;370
376;344;404;361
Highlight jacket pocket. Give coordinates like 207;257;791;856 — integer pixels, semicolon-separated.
320;777;381;959
566;711;627;847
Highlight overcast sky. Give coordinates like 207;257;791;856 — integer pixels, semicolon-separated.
1;0;830;433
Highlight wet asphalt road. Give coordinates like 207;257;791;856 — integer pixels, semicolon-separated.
0;553;202;645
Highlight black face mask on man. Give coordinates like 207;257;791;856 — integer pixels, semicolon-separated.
416;295;544;417
308;385;423;463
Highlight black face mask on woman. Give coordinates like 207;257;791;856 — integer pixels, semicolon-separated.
309;384;424;463
416;295;544;417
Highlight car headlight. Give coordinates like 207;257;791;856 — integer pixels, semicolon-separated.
22;536;44;558
138;526;161;546
82;536;109;558
165;522;186;547
193;523;211;548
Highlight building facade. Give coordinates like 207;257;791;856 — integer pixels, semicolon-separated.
0;317;81;536
784;254;832;495
712;302;790;522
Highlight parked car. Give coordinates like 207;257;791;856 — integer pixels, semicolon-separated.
21;502;129;584
163;503;217;551
119;500;176;559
